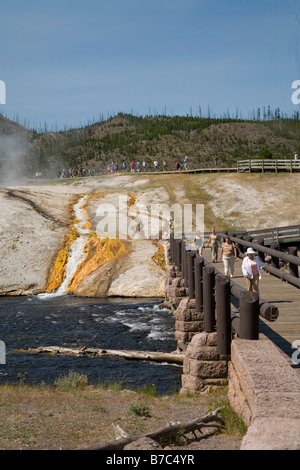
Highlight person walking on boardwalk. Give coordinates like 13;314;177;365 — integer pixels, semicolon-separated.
207;228;218;263
219;235;237;277
184;155;188;170
193;231;204;256
242;247;264;293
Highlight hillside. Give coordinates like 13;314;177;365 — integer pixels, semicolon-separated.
1;112;300;181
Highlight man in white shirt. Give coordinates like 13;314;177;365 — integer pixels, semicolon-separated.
242;247;264;293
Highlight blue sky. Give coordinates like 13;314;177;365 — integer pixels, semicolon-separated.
1;0;300;130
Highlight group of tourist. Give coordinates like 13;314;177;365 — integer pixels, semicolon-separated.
193;229;265;293
106;155;192;174
56;168;96;178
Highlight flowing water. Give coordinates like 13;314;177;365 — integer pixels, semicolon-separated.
38;195;90;299
0;194;182;394
0;295;181;394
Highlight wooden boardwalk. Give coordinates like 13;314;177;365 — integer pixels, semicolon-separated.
202;248;300;370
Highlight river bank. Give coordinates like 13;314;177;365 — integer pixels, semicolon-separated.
0;378;244;450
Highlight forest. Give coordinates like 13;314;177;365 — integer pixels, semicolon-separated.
1;108;300;180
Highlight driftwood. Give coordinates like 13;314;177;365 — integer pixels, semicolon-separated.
19;346;184;364
81;408;225;450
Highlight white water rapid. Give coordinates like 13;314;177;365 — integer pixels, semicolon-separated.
39;195;89;299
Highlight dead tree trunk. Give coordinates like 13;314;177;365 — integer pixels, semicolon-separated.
19;346;184;364
81;408;225;450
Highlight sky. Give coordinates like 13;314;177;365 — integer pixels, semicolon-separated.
1;0;300;130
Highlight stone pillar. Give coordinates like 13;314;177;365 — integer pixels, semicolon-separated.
164;265;187;310
174;298;203;351
180;332;229;394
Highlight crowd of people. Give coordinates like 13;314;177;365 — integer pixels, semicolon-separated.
55;168;97;178
105;151;300;174
106;155;192;173
38;150;299;180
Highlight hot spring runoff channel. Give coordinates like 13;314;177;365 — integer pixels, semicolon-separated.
0;295;182;394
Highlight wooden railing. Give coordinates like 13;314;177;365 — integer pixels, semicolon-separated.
217;232;300;288
229;225;300;247
237;159;300;173
169;235;279;355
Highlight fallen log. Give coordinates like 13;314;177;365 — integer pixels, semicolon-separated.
81;408;225;450
19;346;185;364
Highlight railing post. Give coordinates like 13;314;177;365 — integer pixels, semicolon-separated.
175;239;182;274
185;244;190;287
181;242;189;287
270;242;280;269
256;238;265;263
170;233;174;263
235;235;245;257
194;256;204;313
239;291;259;340
203;265;215;333
216;274;231;356
187;251;197;299
288;246;299;278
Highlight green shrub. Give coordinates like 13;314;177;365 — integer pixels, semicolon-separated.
126;403;151;418
54;371;89;391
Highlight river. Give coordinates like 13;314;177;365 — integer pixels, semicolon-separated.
0;295;182;394
0;192;182;394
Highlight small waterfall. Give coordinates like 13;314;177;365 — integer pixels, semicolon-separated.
39;195;89;299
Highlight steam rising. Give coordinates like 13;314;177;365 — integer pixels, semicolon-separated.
0;134;32;186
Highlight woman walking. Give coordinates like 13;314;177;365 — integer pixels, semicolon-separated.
219;236;237;277
207;228;218;263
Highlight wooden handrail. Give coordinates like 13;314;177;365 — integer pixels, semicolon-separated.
168;237;280;354
237;159;300;173
218;232;300;266
217;232;300;288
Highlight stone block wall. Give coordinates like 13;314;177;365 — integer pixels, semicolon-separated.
174;298;204;352
165;262;229;394
165;265;204;352
181;332;228;394
229;338;300;450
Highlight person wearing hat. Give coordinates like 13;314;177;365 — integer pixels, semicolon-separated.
242;247;264;293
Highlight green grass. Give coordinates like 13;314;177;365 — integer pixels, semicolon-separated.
54;371;89;390
207;388;247;436
126;403;151;418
